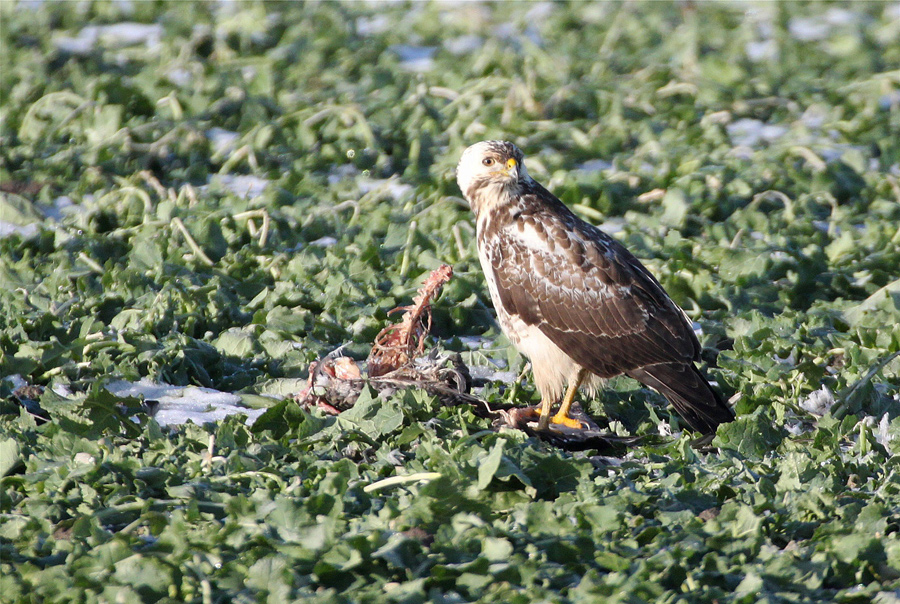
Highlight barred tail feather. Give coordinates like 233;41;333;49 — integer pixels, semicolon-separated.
627;363;734;435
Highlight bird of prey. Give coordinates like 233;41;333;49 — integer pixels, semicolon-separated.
456;140;735;435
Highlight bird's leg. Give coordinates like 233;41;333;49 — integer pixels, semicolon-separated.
551;367;588;429
536;395;555;431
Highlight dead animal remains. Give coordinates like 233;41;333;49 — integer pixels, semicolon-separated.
296;264;647;452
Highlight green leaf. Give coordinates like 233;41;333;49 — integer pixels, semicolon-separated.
477;438;504;490
714;407;785;458
0;193;44;226
0;437;21;477
482;537;513;562
251;398;319;439
734;571;764;599
843;278;900;325
112;554;173;598
213;327;260;357
659;188;688;227
40;382;144;439
4;3;900;602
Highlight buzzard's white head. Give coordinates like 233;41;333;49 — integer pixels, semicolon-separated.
456;140;530;216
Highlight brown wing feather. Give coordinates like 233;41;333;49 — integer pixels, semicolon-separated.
486;192;700;379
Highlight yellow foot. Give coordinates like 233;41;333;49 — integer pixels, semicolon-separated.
550;412;588;430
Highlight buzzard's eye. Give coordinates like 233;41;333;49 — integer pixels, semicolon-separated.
482;158;495;166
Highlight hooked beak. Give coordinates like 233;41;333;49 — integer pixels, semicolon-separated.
503;157;519;181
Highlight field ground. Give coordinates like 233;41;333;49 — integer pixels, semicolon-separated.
2;2;900;602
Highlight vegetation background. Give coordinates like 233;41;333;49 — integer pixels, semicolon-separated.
2;1;900;602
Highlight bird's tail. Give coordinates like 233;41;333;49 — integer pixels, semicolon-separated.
626;363;735;435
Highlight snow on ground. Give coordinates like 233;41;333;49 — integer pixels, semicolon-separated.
799;386;835;416
106;378;267;426
1;196;86;240
357;177;413;199
206;128;241;156
55;23;163;55
444;35;483;55
206;174;270;199
725;118;788;147
388;45;437;72
576;159;613;173
0;221;39;239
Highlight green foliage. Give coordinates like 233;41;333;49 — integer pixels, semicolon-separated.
2;1;900;602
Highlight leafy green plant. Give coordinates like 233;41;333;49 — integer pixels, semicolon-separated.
2;2;899;602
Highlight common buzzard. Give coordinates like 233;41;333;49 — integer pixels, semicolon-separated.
456;140;735;435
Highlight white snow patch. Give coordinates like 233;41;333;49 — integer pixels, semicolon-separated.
784;420;806;436
880;91;900;111
788;10;861;42
356;15;391;36
877;412;891;453
1;195;88;239
525;2;554;21
41;196;84;222
207;128;240;155
445;35;483;55
56;23;163;55
106;378;265;426
800;386;835;416
524;25;545;47
788;16;832;41
458;336;492;350
658;421;673;437
491;20;545;47
241;66;257;82
52;383;74;398
774;351;796;366
576;159;613;173
0;222;39;239
389;45;437;72
726;118;788;147
3;375;28;390
210;174;270;199
167;68;192;87
493;22;517;40
468;365;517;384
327;164;359;185
745;40;777;62
824;8;862;26
357;178;413;200
812;220;838;235
598;217;625;235
309;236;337;248
818;144;866;163
800;106;828;129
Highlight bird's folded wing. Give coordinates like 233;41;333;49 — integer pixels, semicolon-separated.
486;214;700;378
